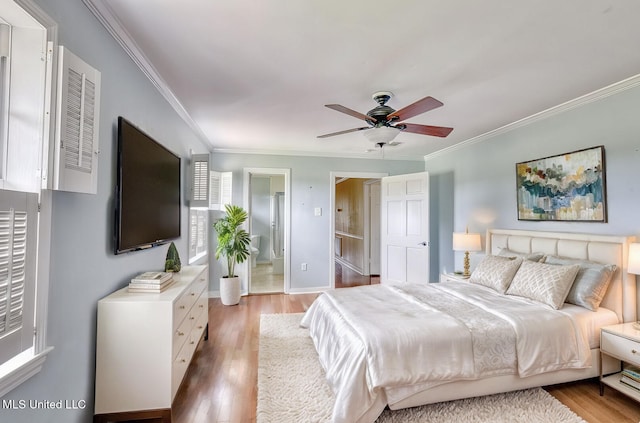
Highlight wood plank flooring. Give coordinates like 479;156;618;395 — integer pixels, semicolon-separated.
170;293;640;423
334;261;380;288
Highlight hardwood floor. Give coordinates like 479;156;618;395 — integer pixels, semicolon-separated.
334;261;380;288
169;293;640;423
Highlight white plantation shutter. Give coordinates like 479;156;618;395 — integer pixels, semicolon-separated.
220;172;232;207
64;68;95;174
209;170;232;210
190;154;209;207
188;208;208;263
196;211;207;255
209;171;220;208
0;190;37;364
53;46;101;194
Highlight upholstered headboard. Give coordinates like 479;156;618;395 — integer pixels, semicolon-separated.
486;228;637;323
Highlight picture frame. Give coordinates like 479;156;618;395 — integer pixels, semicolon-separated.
515;146;607;222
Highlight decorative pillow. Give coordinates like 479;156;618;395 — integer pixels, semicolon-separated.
543;255;617;311
506;260;580;309
469;255;523;294
498;248;545;262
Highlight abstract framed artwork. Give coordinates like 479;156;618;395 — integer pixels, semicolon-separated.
516;146;607;222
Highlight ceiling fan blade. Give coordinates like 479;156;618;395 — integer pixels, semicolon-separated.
325;104;377;122
399;123;453;138
387;96;444;122
317;127;371;139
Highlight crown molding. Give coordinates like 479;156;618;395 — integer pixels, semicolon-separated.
82;0;211;148
424;73;640;161
211;147;424;162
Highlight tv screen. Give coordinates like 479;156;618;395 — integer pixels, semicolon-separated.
115;117;181;254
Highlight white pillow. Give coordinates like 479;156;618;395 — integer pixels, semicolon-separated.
506;260;580;309
469;255;523;294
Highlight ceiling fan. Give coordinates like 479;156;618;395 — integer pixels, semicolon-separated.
317;91;454;143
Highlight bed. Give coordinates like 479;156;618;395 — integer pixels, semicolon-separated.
300;229;637;423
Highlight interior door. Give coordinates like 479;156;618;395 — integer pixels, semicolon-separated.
380;172;429;284
368;181;381;275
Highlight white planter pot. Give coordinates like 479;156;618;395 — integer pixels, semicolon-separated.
220;276;241;306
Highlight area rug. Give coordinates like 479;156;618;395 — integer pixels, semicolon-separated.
257;313;586;423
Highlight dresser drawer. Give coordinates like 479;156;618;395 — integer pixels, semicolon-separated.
173;312;193;359
172;343;192;399
191;300;208;340
173;293;191;330
601;331;640;366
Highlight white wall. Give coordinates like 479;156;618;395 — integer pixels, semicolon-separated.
425;82;640;281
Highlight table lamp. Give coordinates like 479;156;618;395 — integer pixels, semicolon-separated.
453;230;482;277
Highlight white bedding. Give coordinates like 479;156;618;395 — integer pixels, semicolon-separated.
557;303;619;349
300;281;593;423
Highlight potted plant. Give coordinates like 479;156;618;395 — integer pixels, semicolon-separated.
213;204;250;305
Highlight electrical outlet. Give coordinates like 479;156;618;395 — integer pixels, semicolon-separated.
301;263;307;271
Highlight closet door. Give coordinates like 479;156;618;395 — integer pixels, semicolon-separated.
380;172;429;284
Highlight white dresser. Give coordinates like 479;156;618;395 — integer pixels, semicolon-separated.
94;265;208;422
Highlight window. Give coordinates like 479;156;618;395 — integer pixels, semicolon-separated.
188;208;208;264
0;0;55;397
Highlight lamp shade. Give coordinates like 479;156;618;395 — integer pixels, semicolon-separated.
363;126;400;144
453;232;482;252
628;243;640;275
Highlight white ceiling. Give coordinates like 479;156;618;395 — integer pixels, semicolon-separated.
84;0;640;160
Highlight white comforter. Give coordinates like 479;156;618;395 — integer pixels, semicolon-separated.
300;282;591;423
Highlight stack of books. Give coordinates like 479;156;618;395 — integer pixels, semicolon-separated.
128;271;174;293
620;365;640;391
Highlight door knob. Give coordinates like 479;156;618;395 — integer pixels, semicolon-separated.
418;242;428;246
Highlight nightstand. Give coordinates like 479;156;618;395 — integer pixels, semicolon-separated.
600;322;640;402
439;272;469;283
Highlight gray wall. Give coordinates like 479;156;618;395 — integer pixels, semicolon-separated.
426;84;640;281
209;153;424;291
2;1;209;422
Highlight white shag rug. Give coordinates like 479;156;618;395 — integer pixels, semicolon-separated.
257;313;587;423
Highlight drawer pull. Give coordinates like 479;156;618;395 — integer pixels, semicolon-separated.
191;292;196;296
197;325;203;329
190;341;195;345
190;316;195;320
180;305;186;309
199;304;204;308
181;359;186;363
633;349;638;354
178;331;185;336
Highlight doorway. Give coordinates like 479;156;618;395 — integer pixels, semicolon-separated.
330;171;388;289
243;168;290;294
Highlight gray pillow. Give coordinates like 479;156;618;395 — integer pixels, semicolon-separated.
498;248;545;262
543;255;617;311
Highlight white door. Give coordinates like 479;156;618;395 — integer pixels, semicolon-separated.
369;182;381;275
380;172;429;284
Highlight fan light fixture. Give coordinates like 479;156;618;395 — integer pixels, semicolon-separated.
362;126;401;144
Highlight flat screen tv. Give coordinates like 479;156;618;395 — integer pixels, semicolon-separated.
114;116;181;254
